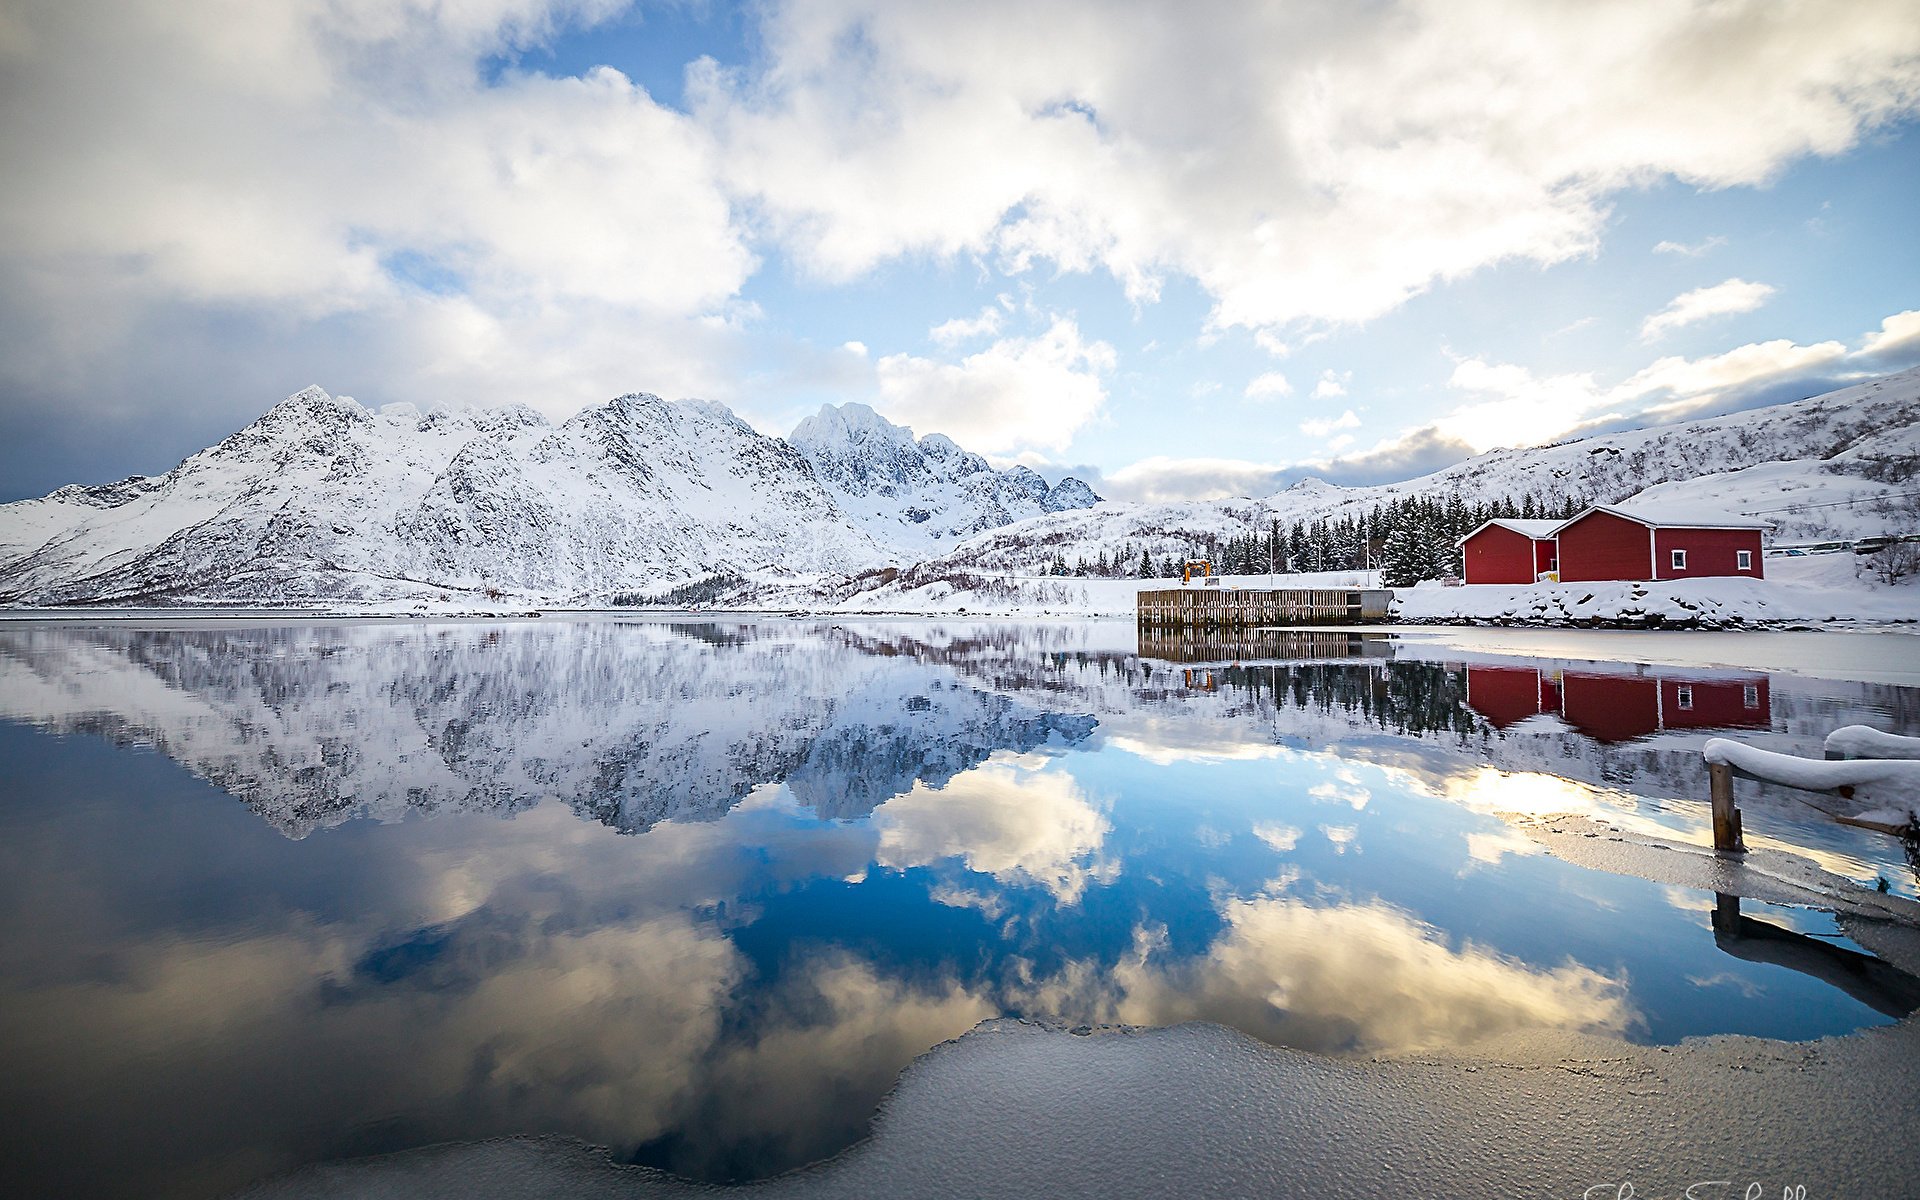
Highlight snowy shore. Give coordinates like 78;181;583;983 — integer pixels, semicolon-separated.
1;552;1912;629
1394;554;1919;629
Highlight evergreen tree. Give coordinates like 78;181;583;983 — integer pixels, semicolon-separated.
1379;524;1422;587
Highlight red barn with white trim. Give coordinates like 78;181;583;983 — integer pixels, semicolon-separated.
1458;518;1560;584
1550;504;1767;583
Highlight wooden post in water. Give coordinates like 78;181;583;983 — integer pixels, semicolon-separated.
1708;761;1745;853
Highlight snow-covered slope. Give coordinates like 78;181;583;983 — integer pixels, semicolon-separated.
928;368;1920;573
790;402;1099;557
0;388;889;605
0;391;1104;606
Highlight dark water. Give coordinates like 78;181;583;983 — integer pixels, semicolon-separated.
1;619;1916;1199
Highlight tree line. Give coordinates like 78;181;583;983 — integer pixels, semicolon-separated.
1037;490;1585;586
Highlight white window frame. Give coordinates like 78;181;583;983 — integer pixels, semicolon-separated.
1736;549;1752;571
1743;683;1759;708
1677;685;1694;710
1670;548;1687;571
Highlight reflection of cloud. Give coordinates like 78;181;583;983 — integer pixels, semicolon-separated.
1464;828;1544;867
874;760;1112;902
4;906;745;1192
1106;725;1289;766
1309;776;1371;810
1112;894;1637;1055
1688;971;1764;999
1253;823;1302;853
1319;824;1359;854
695;953;996;1177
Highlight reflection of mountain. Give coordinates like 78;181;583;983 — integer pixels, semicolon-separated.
1;616;1913;868
0;622;1093;837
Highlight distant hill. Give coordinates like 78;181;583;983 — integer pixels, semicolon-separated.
924;367;1920;575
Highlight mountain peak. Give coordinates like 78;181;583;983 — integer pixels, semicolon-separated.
790;402;917;453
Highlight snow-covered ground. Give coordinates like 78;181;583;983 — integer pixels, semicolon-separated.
1393;552;1920;629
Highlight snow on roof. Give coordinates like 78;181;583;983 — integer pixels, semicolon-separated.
1551;503;1771;534
1456;517;1561;545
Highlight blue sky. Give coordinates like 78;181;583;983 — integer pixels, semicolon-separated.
2;0;1918;502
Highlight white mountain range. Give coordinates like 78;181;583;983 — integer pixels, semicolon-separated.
0;389;1098;605
0;367;1914;607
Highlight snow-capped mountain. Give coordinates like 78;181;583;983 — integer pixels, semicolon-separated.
0;388;889;605
789;402;1099;557
927;367;1920;574
0;389;1103;606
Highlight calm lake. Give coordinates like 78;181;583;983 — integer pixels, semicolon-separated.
2;619;1917;1198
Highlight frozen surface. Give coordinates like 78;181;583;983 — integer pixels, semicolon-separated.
238;1011;1920;1200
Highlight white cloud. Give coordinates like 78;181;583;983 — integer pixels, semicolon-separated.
1097;303;1920;500
1312;370;1350;399
0;0;754;424
1299;409;1360;438
1244;371;1293;400
928;305;1005;346
1640;278;1778;341
873;316;1115;454
1856;309;1920;364
1100;455;1290;503
1652;235;1727;257
691;0;1920;334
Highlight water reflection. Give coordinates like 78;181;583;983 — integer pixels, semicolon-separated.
0;619;1917;1198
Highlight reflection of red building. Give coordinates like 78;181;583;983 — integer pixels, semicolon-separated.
1465;663;1769;743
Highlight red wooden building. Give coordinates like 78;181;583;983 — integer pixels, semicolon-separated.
1458;518;1561;584
1550;504;1768;583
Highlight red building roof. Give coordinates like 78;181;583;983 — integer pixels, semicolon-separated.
1548;503;1770;534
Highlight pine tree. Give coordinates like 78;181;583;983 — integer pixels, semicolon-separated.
1379;524;1424;588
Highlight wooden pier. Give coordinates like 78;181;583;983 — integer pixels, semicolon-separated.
1136;586;1393;629
1137;626;1390;664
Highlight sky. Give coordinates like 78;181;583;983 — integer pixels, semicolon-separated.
2;0;1918;504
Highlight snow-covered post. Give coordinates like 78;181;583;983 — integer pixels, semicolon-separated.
1708;761;1745;853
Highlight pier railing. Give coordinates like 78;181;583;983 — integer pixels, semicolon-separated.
1136;587;1392;629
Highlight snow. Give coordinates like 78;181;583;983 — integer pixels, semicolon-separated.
1392;570;1920;629
788;402;1099;560
1469;518;1561;539
1703;737;1920;817
1826;725;1920;760
1563;502;1772;530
